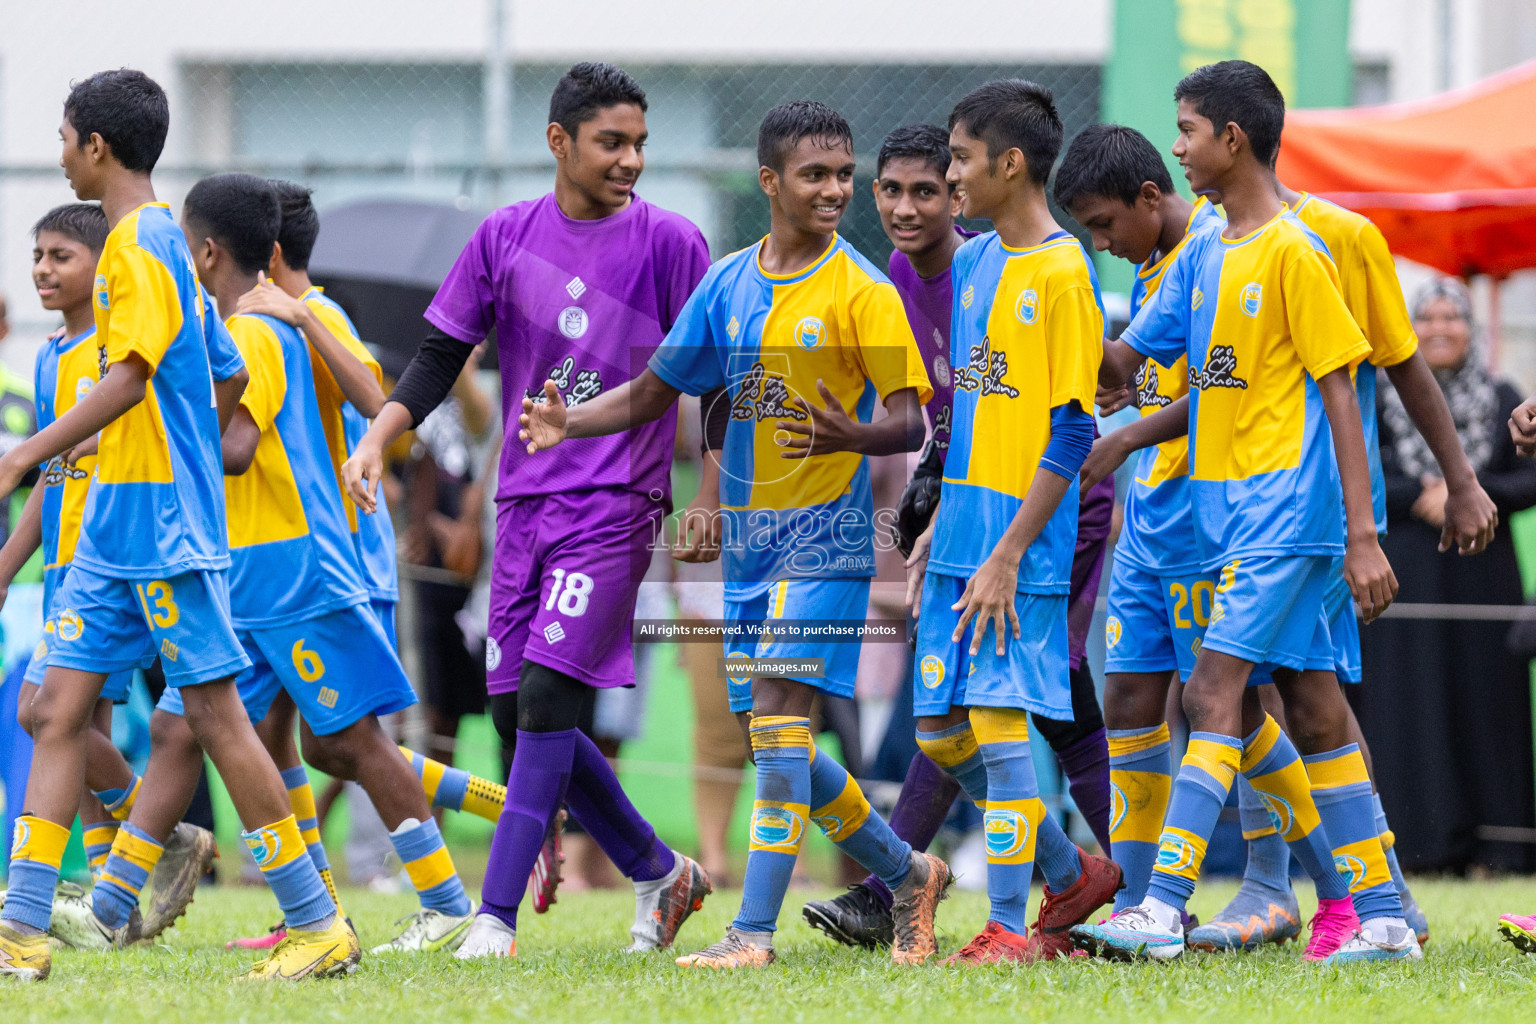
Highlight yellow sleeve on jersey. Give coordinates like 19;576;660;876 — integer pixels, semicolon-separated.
848;279;933;405
1355;221;1418;368
307;300;384;389
102;246;184;372
1282;249;1371;381
228;317;288;433
1044;284;1104;410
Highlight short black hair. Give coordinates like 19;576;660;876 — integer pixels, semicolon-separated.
548;62;647;138
1053;123;1176;211
757;100;853;173
877;124;952;181
32;203;109;254
1174;60;1285;168
947;79;1062;185
182;173;279;275
63;69;169;173
270;179;318;271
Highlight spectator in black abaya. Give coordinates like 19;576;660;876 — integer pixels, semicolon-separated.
1358;275;1536;874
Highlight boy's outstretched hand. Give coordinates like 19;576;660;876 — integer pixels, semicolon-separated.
1344;535;1398;624
777;380;858;458
519;380;568;454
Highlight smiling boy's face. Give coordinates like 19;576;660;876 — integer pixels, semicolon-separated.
32;230;98;315
874;156;958;258
765;135;855;236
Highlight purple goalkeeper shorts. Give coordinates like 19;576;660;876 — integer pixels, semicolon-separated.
486;488;666;694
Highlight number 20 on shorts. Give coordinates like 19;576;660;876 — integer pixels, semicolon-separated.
545;568;595;617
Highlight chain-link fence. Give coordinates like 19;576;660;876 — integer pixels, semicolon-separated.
10;60;1100;257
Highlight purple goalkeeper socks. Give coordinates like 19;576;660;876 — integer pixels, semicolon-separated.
863;752;962;910
1056;727;1112;854
480;728;575;928
564;730;674;882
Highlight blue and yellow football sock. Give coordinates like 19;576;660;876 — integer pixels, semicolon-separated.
1146;732;1242;913
93;822;165;928
1236;776;1292;892
915;720;990;807
83;819;120;878
390;817;472;917
243;814;336;930
400;745;507;823
3;815;70;932
94;774;142;822
731;716;812;936
1240;714;1348;901
1372;791;1411;897
281;765;342;913
807;744;912;890
970;707;1053;934
1107;723;1172;912
1305;745;1403;923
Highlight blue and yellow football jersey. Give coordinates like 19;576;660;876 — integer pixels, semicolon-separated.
77;202;230;579
34;326;101;603
1290;193;1417;535
1115;197;1225;576
224;312;368;628
200;283;245;383
301;287;398;603
928;232;1104;592
1123;209;1371;567
648;234;932;599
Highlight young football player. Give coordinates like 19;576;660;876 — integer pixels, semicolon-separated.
343;62;714;960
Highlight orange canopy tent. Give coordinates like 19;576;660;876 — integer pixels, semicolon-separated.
1277;60;1536;279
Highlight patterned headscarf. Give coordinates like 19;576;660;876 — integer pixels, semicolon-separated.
1378;276;1497;478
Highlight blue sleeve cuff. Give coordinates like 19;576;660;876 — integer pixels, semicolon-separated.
1039;402;1095;479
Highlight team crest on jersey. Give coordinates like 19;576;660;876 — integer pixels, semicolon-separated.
1105;616;1122;649
1240;282;1263;317
919;655;945;689
793;316;826;350
558;306;589;339
1191;287;1204;312
1014;288;1040;325
751;806;804;847
726;652;753;687
983;809;1029;858
94;273;109;311
1156;832;1198;873
1109;783;1127;835
960;285;974;309
56;609;83;642
1190;345;1248;391
246;827;282;867
1260;792;1295;836
485;636;502;671
726;316;740;342
1334;853;1367;890
932;349;951;388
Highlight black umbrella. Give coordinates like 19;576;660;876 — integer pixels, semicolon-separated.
308;199;495;377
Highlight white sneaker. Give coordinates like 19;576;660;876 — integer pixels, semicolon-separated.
48;889;140;950
1322;919;1423;964
1069;904;1185;961
453;913;517;960
370;908;475;953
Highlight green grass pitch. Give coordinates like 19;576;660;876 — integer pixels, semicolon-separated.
5;878;1536;1023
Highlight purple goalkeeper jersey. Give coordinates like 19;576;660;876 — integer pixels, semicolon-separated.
425;192;710;509
886;227;978;462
